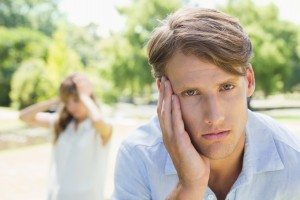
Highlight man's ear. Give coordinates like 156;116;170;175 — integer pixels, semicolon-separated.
156;78;161;90
246;64;255;97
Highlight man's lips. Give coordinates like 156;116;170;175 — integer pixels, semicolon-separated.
202;130;230;140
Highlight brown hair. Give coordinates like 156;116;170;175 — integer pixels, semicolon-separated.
53;74;96;142
147;8;252;78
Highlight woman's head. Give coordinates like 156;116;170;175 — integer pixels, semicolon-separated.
59;74;89;121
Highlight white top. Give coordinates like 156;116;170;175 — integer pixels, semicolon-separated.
47;118;110;200
113;110;300;200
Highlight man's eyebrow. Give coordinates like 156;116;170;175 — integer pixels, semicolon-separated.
216;77;240;85
173;76;240;93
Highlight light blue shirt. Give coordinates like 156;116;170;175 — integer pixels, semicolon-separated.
113;110;300;200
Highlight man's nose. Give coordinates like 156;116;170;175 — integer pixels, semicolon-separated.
203;95;225;125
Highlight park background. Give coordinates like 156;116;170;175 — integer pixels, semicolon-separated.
0;0;300;199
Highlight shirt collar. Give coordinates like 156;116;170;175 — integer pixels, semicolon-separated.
243;110;284;174
164;110;284;176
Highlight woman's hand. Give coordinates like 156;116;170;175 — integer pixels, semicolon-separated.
72;73;93;98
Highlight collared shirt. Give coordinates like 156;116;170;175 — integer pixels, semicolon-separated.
48;119;110;200
113;110;300;200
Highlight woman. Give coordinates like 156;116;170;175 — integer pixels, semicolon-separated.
19;73;112;200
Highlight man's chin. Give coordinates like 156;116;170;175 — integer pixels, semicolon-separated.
195;143;234;160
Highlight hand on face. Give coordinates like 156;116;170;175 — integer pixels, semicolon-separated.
157;76;210;190
72;74;93;97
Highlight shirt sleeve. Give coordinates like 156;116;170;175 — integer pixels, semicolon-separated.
112;143;151;200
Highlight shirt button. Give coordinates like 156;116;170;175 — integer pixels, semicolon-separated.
207;194;216;200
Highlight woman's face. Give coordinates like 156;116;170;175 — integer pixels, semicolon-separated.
65;96;88;121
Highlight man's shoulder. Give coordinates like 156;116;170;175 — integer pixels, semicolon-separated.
250;110;300;160
121;116;163;151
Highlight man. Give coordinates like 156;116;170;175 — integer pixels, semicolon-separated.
113;8;300;200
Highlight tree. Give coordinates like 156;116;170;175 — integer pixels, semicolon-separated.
221;0;300;96
101;0;181;102
65;23;103;69
46;27;84;90
0;27;50;106
0;0;64;36
9;27;85;109
0;0;106;107
10;59;54;108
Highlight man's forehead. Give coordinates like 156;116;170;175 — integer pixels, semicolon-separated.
170;74;240;92
166;53;245;88
167;70;242;95
166;52;221;76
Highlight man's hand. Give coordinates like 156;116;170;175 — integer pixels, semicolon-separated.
157;76;210;200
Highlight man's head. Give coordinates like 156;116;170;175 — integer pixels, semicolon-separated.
147;8;252;78
148;8;255;159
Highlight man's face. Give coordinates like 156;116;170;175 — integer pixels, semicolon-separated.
164;52;255;160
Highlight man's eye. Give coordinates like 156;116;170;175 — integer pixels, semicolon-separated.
183;89;199;96
221;84;234;91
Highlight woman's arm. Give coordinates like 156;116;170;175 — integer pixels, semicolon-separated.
80;95;112;145
73;74;112;145
19;98;59;128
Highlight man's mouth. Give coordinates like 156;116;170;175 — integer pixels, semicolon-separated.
202;130;230;140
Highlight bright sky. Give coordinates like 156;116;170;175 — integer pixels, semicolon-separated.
59;0;300;36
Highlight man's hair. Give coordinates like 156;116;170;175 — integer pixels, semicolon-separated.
147;8;252;79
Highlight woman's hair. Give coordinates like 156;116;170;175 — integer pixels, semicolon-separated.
53;73;96;143
147;8;253;79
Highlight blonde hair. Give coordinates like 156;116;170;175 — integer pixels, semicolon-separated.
147;8;252;78
53;74;96;142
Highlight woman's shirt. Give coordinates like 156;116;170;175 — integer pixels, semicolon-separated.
48;118;110;200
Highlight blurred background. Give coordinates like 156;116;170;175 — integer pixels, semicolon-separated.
0;0;299;199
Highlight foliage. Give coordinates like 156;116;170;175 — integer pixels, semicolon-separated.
0;0;64;36
9;27;85;108
0;0;109;107
46;27;84;89
101;0;181;102
221;0;300;96
0;27;50;106
10;59;54;108
65;23;103;68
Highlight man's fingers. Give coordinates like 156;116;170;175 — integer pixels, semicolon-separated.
171;94;193;151
157;77;164;115
160;78;173;141
171;94;185;134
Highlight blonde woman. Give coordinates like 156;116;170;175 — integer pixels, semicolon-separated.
19;73;112;200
